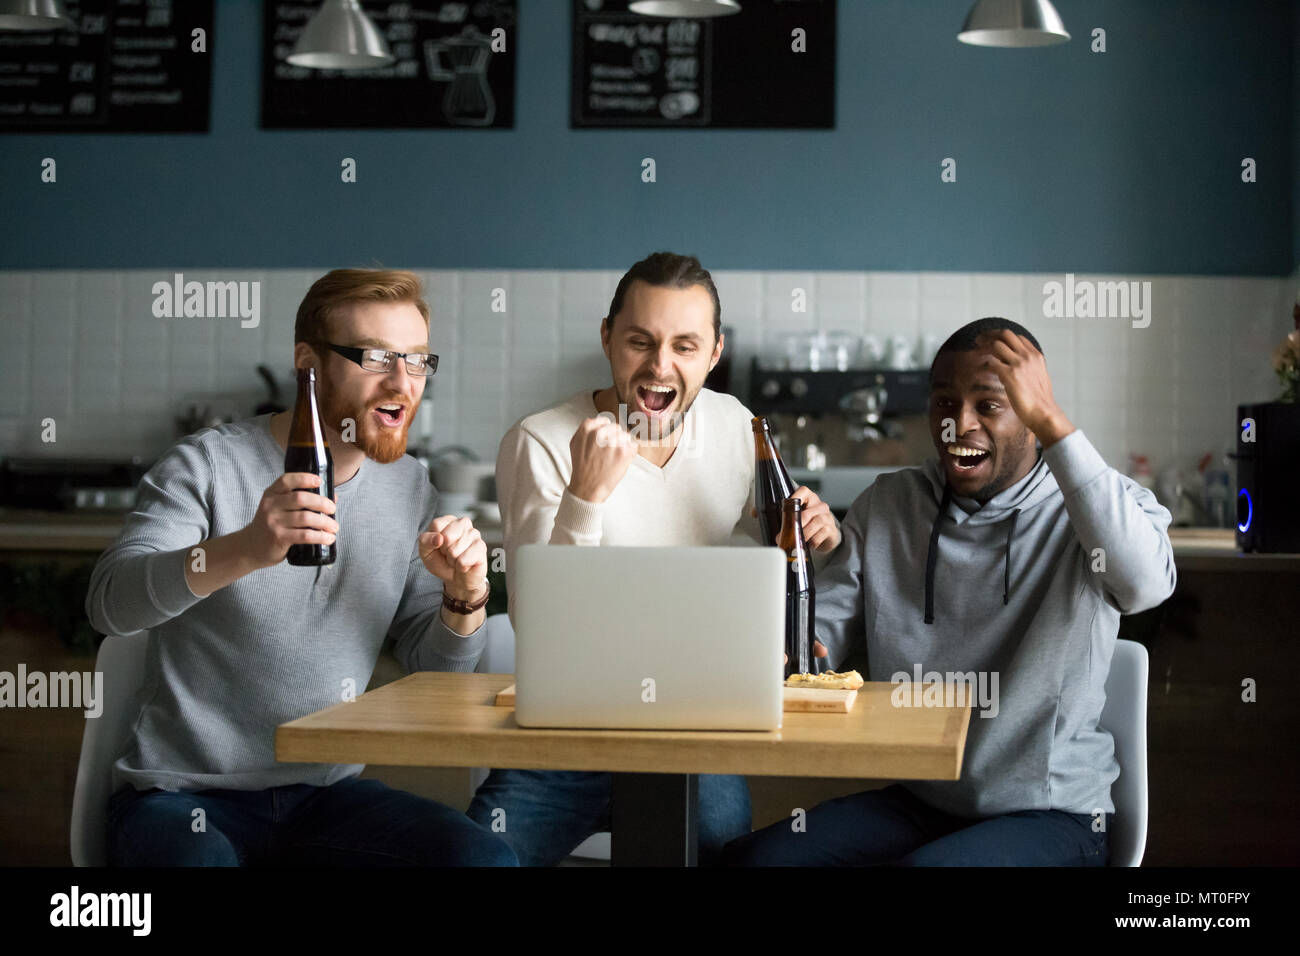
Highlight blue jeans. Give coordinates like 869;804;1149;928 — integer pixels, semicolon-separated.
107;777;517;867
466;769;752;866
723;784;1110;866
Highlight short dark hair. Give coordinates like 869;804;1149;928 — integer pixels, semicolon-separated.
605;251;722;341
929;317;1043;381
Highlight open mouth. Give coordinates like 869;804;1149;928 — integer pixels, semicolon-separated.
374;403;406;428
946;444;991;473
636;383;676;415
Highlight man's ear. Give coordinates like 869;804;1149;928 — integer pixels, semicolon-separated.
600;317;612;360
293;341;317;370
708;331;724;372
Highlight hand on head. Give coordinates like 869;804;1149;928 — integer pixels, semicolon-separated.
975;330;1072;445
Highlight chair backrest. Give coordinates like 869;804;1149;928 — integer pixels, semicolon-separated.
470;614;515;792
70;631;150;866
1097;638;1149;867
475;612;516;675
471;613;611;862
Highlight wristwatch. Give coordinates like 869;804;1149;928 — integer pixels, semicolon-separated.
442;585;490;615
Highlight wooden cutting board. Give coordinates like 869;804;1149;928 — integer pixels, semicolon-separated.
493;683;856;714
782;686;858;713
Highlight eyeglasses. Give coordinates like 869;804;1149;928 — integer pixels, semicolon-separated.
320;343;439;377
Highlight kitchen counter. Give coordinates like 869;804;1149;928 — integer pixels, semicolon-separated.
0;508;128;551
0;508;506;552
0;510;1294;569
1165;527;1300;572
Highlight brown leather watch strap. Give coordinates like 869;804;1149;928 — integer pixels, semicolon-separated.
442;585;490;615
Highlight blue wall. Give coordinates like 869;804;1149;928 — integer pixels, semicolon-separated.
0;0;1294;274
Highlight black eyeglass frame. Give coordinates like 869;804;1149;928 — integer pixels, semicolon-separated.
318;342;439;376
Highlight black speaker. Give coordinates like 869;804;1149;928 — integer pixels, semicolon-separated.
1235;402;1300;553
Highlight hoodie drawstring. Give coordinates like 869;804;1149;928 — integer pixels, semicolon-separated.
924;490;1022;624
1003;509;1021;605
923;484;952;624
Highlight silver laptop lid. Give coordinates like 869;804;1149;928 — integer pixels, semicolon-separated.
513;544;785;731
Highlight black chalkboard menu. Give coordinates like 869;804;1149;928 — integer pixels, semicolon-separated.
0;0;212;131
571;0;834;129
261;1;516;129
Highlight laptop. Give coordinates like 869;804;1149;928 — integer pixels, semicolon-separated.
512;544;786;731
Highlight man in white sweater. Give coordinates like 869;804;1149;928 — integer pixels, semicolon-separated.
467;251;839;865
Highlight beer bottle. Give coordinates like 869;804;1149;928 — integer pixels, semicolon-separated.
284;367;335;566
752;417;796;547
778;496;815;679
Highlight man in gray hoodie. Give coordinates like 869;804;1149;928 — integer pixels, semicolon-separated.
726;317;1175;866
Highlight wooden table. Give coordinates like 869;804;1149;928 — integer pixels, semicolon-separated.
276;672;971;866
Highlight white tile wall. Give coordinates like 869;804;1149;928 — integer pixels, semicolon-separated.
0;269;1293;476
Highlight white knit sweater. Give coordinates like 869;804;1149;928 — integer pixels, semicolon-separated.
495;388;762;618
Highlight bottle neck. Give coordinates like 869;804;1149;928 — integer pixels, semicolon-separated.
753;419;790;469
289;369;328;448
777;502;806;552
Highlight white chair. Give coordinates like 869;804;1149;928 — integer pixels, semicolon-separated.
474;612;519;677
1097;638;1149;867
475;612;611;863
70;631;151;866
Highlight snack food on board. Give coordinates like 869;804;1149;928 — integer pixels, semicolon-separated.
784;670;864;691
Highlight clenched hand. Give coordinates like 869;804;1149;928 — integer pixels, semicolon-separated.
420;514;488;603
567;415;638;504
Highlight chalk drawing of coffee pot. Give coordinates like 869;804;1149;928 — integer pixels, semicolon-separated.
424;26;496;127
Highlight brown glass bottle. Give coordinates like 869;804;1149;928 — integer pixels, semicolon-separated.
753;417;796;547
284;367;335;566
778;496;815;679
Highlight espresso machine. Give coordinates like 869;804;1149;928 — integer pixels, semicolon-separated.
746;333;936;513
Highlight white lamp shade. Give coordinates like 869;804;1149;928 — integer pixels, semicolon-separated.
287;0;394;70
628;0;741;18
958;0;1070;47
0;0;74;31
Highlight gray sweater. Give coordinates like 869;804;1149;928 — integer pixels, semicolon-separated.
85;414;485;793
816;430;1175;818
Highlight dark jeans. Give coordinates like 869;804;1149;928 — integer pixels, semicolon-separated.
466;768;752;866
107;777;517;867
723;784;1110;866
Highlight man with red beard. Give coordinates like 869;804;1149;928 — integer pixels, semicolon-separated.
86;269;516;866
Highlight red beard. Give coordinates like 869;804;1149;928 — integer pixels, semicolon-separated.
318;386;413;465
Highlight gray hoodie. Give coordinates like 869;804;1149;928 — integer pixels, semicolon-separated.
816;429;1175;818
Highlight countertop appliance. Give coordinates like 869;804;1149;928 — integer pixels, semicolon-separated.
1235;402;1300;553
0;457;149;513
748;358;935;472
787;466;901;514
